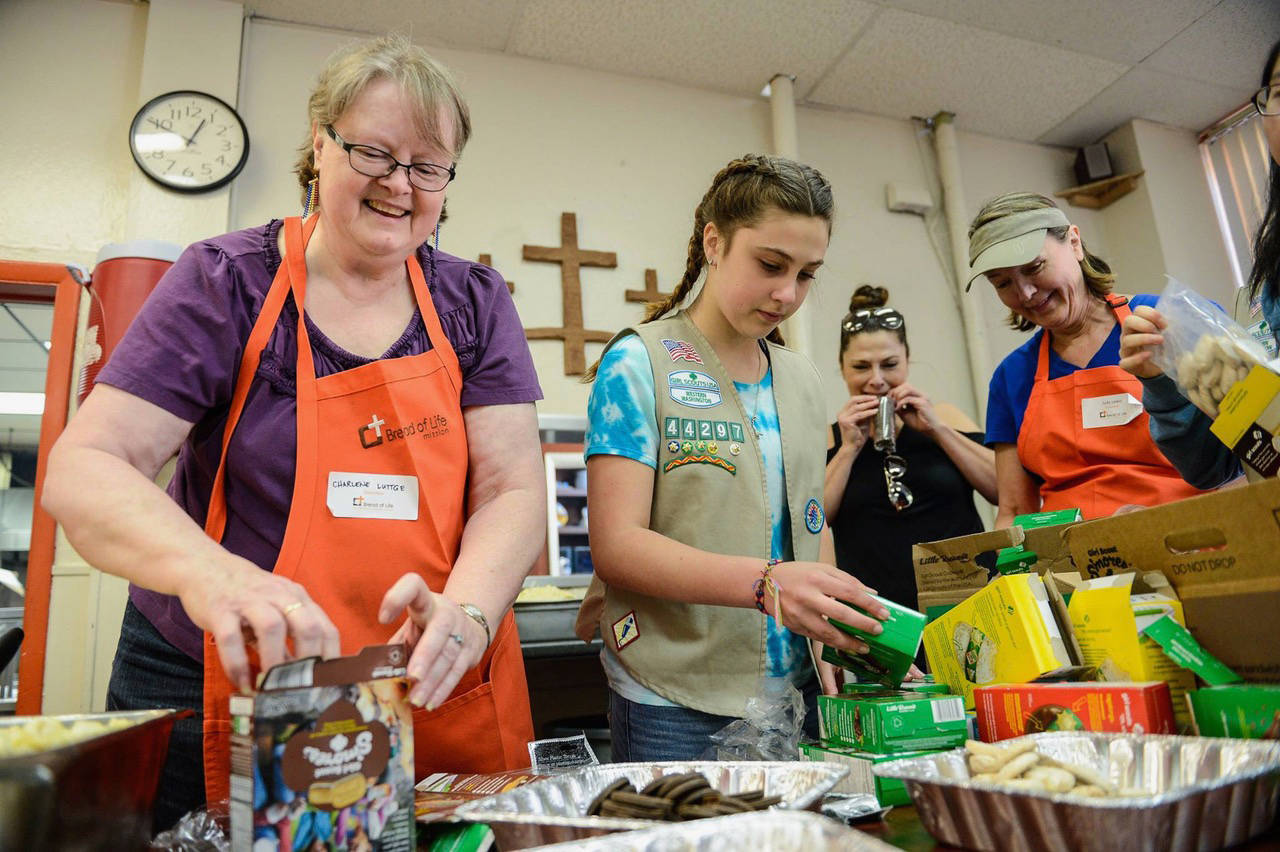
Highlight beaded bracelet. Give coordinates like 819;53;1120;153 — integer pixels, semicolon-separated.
752;559;784;629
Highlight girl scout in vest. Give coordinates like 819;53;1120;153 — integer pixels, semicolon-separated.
575;155;890;761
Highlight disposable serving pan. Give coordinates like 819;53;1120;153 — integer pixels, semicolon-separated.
0;708;189;852
451;760;848;849
873;731;1280;852
526;808;897;850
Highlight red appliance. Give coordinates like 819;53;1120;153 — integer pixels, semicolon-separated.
78;240;181;403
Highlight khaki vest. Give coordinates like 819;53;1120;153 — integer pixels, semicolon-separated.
574;312;827;716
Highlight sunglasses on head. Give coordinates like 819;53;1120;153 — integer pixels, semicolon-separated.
842;307;905;334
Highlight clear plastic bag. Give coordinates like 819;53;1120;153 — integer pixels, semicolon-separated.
1152;278;1269;418
149;805;228;851
701;678;804;761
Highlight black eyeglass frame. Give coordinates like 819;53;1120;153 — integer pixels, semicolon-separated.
842;307;905;334
1253;84;1280;117
324;124;456;191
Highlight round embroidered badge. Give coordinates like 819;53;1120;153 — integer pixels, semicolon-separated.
804;498;824;534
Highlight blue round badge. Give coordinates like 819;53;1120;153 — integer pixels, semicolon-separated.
804;498;824;534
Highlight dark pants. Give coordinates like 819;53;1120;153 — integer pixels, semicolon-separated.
107;599;205;834
609;676;820;762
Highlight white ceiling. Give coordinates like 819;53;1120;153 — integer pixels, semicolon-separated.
245;0;1280;147
0;302;53;450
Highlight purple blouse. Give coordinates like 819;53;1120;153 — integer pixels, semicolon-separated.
98;220;542;660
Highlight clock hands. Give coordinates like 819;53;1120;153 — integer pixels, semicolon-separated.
184;119;207;148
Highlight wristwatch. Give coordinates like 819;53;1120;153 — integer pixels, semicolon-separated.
458;603;491;648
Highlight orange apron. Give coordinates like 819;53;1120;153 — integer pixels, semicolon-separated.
1016;294;1205;519
200;215;532;805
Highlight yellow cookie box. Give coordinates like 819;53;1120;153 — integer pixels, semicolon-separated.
923;574;1083;710
1062;571;1197;727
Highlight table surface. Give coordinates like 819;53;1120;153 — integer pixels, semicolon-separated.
855;805;1280;851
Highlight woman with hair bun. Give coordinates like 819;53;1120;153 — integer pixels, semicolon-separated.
824;285;996;618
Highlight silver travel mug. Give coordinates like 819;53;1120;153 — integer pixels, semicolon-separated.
873;395;896;453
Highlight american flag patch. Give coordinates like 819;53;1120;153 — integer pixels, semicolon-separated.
661;338;702;364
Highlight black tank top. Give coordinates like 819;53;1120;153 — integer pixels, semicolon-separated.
827;423;986;613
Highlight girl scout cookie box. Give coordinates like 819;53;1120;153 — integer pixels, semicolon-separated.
817;690;967;753
822;594;927;688
798;742;948;805
923;573;1086;710
229;644;414;852
1061;571;1197;727
973;681;1176;742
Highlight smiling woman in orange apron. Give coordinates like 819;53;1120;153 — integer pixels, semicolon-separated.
966;193;1209;524
42;35;543;831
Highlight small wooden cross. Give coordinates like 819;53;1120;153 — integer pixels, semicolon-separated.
477;254;514;294
625;268;673;304
523;212;617;375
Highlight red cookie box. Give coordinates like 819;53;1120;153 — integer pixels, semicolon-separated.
974;681;1176;742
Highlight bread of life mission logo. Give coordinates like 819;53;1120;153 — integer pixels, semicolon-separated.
358;412;450;449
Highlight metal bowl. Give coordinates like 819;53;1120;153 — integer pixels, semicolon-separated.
873;731;1280;852
0;708;189;852
452;760;849;849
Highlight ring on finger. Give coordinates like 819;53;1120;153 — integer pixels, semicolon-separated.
449;633;465;646
282;601;304;616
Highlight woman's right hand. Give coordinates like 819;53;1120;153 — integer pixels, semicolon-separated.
834;394;880;454
176;555;341;692
765;561;889;653
1119;305;1168;379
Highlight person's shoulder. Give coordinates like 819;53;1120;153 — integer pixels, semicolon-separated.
993;331;1042;380
426;248;509;298
1128;293;1159;309
767;339;823;384
598;332;650;377
192;221;280;263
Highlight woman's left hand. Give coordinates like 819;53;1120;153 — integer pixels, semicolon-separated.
379;573;487;709
889;383;941;436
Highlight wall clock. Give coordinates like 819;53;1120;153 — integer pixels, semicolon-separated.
129;90;249;193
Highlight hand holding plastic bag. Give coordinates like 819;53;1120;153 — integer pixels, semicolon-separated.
1151;279;1269;418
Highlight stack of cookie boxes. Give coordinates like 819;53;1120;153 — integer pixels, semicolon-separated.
801;682;968;806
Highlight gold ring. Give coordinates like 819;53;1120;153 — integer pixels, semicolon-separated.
282;601;304;616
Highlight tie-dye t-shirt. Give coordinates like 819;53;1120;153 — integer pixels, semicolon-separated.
585;334;814;707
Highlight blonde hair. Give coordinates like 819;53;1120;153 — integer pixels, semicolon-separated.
968;192;1115;331
294;34;471;207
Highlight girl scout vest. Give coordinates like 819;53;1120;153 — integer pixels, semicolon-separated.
574;312;827;717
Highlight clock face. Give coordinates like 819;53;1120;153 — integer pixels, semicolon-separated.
129;90;249;193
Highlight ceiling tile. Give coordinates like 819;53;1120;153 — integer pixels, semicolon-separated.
881;0;1218;65
246;0;526;51
1037;67;1251;147
1142;0;1280;90
508;0;877;98
808;8;1128;143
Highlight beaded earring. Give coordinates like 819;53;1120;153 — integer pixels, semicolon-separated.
303;177;318;218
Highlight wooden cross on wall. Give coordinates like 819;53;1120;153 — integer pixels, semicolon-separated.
523;212;617;375
625;268;673;304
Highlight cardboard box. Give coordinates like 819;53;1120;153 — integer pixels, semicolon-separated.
913;522;1081;614
798;742;945;804
973;682;1176;741
824;594;926;688
1187;684;1280;738
1062;571;1197;726
229;645;414;852
841;680;951;696
817;691;967;753
1060;477;1280;684
922;573;1086;710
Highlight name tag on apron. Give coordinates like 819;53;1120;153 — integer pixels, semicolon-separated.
326;472;419;520
1081;393;1143;429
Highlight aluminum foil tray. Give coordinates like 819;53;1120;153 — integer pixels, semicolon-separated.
873;731;1280;852
527;809;898;850
0;708;189;852
452;760;848;849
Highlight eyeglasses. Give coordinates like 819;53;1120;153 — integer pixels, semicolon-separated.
842;307;905;334
324;125;455;192
1253;84;1280;117
883;453;914;512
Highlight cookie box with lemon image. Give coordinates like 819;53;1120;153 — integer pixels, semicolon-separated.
1061;571;1198;727
922;573;1086;710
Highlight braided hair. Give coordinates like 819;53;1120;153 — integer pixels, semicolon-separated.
585;154;834;380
